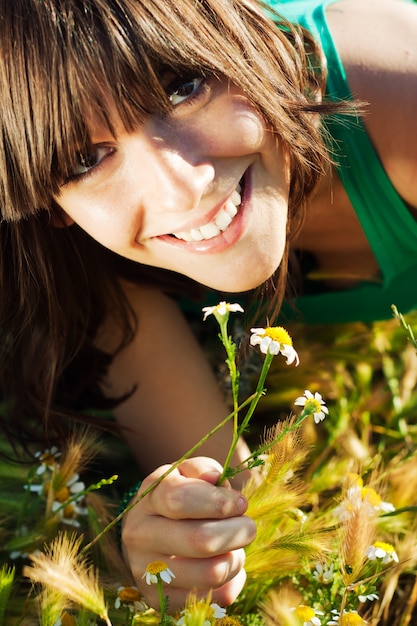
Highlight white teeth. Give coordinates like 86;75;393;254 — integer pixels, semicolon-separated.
200;222;221;238
215;208;232;231
225;198;238;218
189;228;204;241
231;190;242;206
172;182;242;242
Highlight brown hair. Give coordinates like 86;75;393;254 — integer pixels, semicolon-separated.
0;0;347;453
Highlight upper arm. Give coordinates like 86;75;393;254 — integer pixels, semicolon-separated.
100;284;250;479
327;0;417;209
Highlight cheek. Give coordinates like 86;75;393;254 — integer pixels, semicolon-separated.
212;111;265;153
187;94;268;156
56;194;134;252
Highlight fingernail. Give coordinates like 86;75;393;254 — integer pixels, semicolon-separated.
237;495;248;514
201;470;222;485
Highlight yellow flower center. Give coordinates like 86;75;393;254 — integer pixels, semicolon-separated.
63;503;75;518
347;473;363;488
304;398;322;414
55;486;71;502
39;452;58;466
118;586;142;603
340;612;365;626
145;560;168;575
262;326;293;345
361;487;381;507
374;541;395;553
216;618;242;626
294;605;315;621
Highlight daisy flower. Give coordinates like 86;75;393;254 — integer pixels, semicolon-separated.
358;591;378;603
202;301;244;321
328;610;367;625
313;561;334;584
294;390;329;423
290;604;323;625
250;326;299;364
142;561;176;585
365;541;399;564
177;597;226;626
114;585;146;612
34;447;61;475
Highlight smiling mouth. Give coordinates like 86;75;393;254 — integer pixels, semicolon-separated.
170;181;242;242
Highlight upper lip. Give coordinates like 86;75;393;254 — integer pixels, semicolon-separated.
139;170;247;241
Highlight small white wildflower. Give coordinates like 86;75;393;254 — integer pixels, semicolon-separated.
294;390;329;423
35;447;61;475
334;482;395;522
328;610;367;625
142;561;175;585
290;604;324;625
313;561;334;584
202;301;244;321
115;585;146;612
50;473;88;526
210;603;227;619
177;598;226;626
358;591;378;603
365;542;399;564
250;326;299;364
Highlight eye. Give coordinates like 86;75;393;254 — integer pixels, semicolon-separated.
71;145;114;178
166;77;204;106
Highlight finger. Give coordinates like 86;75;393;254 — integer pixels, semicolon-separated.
142;473;248;520
177;456;224;479
178;457;232;489
124;515;256;558
133;548;245;594
137;558;247;612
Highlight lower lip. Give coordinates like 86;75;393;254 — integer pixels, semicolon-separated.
157;170;252;254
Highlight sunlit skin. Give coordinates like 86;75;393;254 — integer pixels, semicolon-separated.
55;78;290;293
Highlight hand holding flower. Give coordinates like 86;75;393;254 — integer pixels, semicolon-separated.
120;456;256;611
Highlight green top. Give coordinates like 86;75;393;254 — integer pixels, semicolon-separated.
268;0;417;323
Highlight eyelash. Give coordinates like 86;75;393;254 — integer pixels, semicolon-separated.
63;145;115;185
63;76;207;184
165;76;206;107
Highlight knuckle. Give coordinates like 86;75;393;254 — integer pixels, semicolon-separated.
191;522;223;555
163;485;187;518
121;514;148;548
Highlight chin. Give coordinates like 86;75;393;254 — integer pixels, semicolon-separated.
203;265;279;293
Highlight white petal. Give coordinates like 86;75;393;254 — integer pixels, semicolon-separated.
250;334;261;347
268;339;281;355
260;336;272;354
294;397;307;406
229;303;244;313
210;603;226;619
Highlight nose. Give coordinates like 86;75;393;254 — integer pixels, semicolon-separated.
132;134;215;214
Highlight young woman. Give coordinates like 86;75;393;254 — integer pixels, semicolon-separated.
0;0;416;610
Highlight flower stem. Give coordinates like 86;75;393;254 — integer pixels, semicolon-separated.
217;352;274;484
156;577;166;623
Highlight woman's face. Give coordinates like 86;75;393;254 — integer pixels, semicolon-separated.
55;76;290;292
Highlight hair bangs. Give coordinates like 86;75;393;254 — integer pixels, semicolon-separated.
0;0;343;224
0;0;217;222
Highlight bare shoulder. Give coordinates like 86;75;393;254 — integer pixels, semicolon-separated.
326;0;417;209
